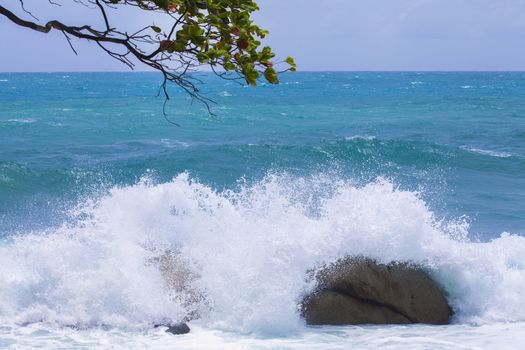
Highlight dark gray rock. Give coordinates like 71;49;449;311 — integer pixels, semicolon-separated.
302;257;453;325
303;291;411;325
165;323;191;335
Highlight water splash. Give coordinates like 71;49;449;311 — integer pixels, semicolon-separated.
1;173;524;334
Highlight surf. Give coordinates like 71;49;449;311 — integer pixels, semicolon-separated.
1;172;524;335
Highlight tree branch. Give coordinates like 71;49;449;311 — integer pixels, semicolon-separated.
0;0;296;122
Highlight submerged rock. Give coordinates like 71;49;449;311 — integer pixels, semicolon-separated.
150;250;209;321
165;323;191;335
302;257;452;325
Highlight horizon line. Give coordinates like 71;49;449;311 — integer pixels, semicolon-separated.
2;70;525;74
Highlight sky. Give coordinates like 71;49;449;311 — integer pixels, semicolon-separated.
1;0;525;72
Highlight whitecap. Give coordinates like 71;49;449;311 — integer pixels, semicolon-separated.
7;118;36;124
345;135;376;141
159;139;190;148
463;147;512;158
46;122;64;127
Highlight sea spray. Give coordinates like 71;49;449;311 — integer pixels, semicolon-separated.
1;173;525;334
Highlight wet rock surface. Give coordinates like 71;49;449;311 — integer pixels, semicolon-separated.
302;257;453;325
165;323;191;335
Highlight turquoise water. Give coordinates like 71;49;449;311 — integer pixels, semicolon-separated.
1;72;524;238
1;72;525;348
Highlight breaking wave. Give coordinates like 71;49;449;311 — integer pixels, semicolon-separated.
0;173;524;334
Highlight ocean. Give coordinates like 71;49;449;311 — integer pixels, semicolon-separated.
0;72;524;349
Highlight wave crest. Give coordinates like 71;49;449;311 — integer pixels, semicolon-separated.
1;173;524;333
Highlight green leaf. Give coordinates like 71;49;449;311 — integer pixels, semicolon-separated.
224;62;236;71
151;25;162;33
170;40;186;53
264;67;278;84
285;56;296;67
153;0;169;9
196;52;210;63
243;65;259;86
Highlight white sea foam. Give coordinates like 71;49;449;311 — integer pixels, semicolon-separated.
463;147;512;158
159;139;191;149
0;173;524;337
1;322;524;349
345;135;376;141
6;118;36;124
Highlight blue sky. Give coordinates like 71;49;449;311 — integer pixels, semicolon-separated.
1;0;525;71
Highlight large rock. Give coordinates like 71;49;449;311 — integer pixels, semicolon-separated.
155;322;191;335
166;323;191;335
302;257;452;325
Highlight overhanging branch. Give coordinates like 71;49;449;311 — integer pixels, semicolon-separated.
0;0;296;120
0;4;210;118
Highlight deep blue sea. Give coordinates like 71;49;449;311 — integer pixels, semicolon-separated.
1;72;525;348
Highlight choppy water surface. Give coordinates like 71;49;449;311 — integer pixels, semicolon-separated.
1;72;524;348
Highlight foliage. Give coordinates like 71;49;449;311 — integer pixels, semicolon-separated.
0;0;296;114
139;0;296;85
